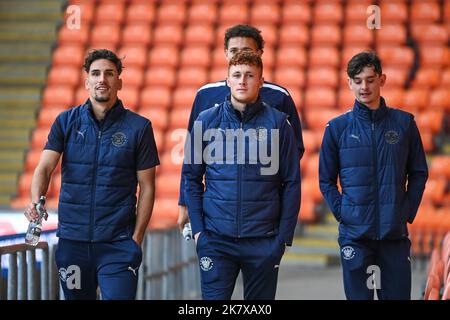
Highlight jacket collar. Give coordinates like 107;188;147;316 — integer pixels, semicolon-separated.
353;97;388;123
84;98;125;125
224;94;264;123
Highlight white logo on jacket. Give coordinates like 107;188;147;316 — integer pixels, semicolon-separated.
341;246;355;260
200;256;213;271
111;132;127;147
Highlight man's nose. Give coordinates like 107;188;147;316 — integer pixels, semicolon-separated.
361;80;369;89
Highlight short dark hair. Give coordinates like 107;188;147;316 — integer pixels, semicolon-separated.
83;49;123;75
224;24;265;51
347;51;382;79
228;51;263;74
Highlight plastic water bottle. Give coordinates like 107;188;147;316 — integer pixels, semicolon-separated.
25;196;46;246
182;223;192;241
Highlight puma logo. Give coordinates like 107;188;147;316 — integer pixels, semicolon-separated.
76;130;86;139
128;266;138;276
350;134;360;141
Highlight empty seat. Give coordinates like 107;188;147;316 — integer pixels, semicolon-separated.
253;24;277;47
117;46;147;68
382;66;408;87
420;46;450;67
157;3;186;24
65;2;94;23
411;2;440;23
90;24;121;47
47;66;80;87
380;2;408;23
377;46;414;68
209;66;228;82
180;46;211;68
376;24;407;45
304;109;341;131
172;87;197;109
145;67;176;88
140;86;171;110
281;2;310;24
309;46;340;67
119;86;139;111
276;46;307;68
416;110;444;134
38;107;65;128
381;88;404;108
411;67;441;89
42;85;74;108
429;88;450;110
184;24;215;46
158;151;183;175
74;86;88;106
58;25;90;46
250;3;280;25
188;3;217;24
403;88;430;110
273;67;305;89
25;149;42;172
148;46;179;67
152;24;183;46
121;24;152;46
279;24;309;46
304;88;337;110
346;2;371;23
411;23;449;45
343;24;374;46
311;25;341;46
314;2;343;24
177;67;208;87
169;108;191;129
138;108;168;131
95;3;125;24
219;3;248;24
338;89;356;111
119;66;144;88
429;156;450;180
53;45;85;67
341;46;370;67
126;3;155;23
307;67;339;88
31;127;50;149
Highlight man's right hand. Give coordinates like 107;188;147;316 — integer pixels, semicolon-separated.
177;205;190;232
24;202;48;222
194;232;201;243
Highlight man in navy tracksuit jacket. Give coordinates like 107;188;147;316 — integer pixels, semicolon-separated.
184;52;300;299
178;24;304;230
319;52;428;300
24;50;159;299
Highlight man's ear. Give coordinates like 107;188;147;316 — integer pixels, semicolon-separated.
347;77;353;90
260;76;264;88
380;73;386;87
84;77;89;90
226;77;230;87
118;78;122;90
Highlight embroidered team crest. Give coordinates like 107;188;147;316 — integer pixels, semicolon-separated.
200;256;213;271
342;246;355;260
254;126;268;142
385;130;399;145
111;132;127;147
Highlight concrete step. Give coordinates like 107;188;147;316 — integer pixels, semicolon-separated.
303;224;338;240
0;140;30;149
290;237;340;256
0;44;53;63
282;252;340;268
0;119;36;129
0;87;41;105
0;1;63;21
0;22;58;42
0;184;17;193
0;194;11;206
0;108;36;119
0;64;48;85
0;163;24;171
0;129;31;139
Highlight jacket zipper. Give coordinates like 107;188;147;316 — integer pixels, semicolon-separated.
237;121;243;238
89;127;102;241
371;121;380;240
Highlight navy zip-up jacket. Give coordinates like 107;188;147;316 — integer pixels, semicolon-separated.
179;80;304;205
183;96;301;245
45;99;159;242
319;98;428;240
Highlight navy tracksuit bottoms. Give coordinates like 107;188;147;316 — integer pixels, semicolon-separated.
55;238;142;300
338;237;412;300
196;230;286;300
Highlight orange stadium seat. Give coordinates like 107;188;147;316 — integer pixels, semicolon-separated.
377;46;414;68
311;25;341;46
117;46;147;68
338;89;355;111
119;86;139;111
379;2;408;23
411;24;449;45
90;24;121;48
381;88;404;108
184;24;215;46
145;66;176;88
301;130;319;153
276;46;307;68
442;68;450;86
164;128;187;153
140;86;172;110
422;178;446;205
411;67;441;89
281;2;310;24
343;24;374;46
375;24;407;45
305;109;341;131
250;3;280;25
341;46;370;67
382;66;408;87
177;67;208;87
169;109;191;129
429;156;450;180
411;2;440;23
17;172;33;197
53;45;85;67
74;86;88;106
420;130;434;153
299;200;318;223
152;24;183;46
42;86;74;109
219;3;249;24
309;46;340;67
420;46;450;67
25;149;42;172
119;66;144;88
47;66;80;87
151;198;178;227
156;173;181;198
172;87;197;109
212;47;228;68
31;128;50;150
416;110;444;134
429;88;450;111
38;107;65;128
273;67;305;89
65;2;94;23
314;2;343;24
253;24;277;47
209;66;228;82
158;151;183;175
279;24;309;46
95;3;125;24
403;88;430;110
138;108;168;131
121;24;152;46
126;3;155;23
304;88;337;110
148;45;179;67
157;3;186;24
58;25;90;46
307;67;339;88
346;2;372;23
180;46;211;68
188;3;217;24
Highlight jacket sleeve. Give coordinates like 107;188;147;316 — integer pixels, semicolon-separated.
319;123;342;222
278;118;301;246
183;117;206;235
406;117;428;223
178;92;204;206
282;93;305;160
